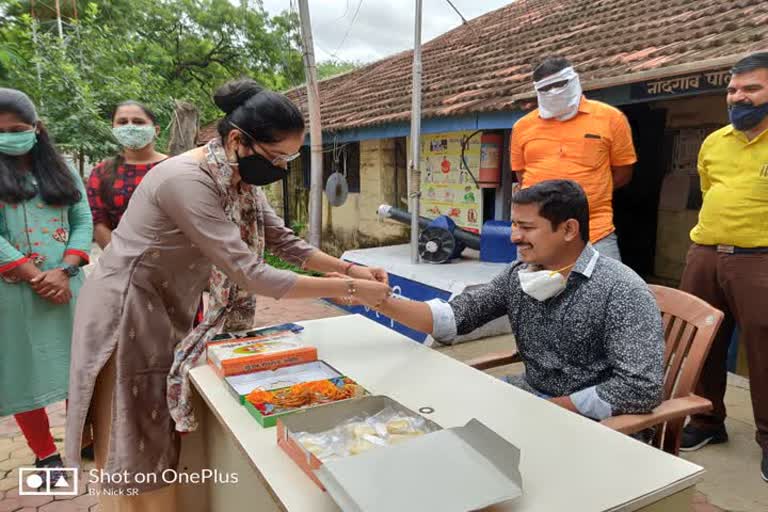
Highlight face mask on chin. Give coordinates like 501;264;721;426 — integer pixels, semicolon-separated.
518;262;576;301
534;67;583;121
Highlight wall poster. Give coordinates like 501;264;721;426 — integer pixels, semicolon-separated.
417;130;483;233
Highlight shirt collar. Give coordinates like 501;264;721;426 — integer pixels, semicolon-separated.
572;243;600;278
577;96;592;115
723;124;768;145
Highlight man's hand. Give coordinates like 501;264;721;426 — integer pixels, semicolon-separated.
549;395;579;413
611;165;634;189
324;274;392;308
29;269;72;304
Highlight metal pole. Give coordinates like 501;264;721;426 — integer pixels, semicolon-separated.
298;0;323;248
29;1;43;105
54;0;64;39
409;0;423;263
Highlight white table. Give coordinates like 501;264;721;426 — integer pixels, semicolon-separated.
183;315;703;512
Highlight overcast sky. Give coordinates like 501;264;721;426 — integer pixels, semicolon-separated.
260;0;512;63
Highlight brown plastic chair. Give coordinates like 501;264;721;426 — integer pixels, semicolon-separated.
465;284;724;455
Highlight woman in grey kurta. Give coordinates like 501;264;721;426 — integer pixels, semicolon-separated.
65;79;391;509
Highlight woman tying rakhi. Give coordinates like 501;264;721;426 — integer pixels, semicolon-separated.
65;78;390;512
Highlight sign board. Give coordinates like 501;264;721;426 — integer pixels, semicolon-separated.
333;273;451;343
630;69;730;100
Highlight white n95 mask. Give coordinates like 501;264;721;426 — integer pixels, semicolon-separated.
519;263;575;301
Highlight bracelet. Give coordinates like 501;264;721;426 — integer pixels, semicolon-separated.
372;294;390;311
342;261;356;275
343;278;357;306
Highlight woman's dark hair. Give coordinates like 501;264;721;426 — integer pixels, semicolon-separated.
214;79;305;144
512;179;590;243
0;88;81;206
532;56;573;82
99;100;158;205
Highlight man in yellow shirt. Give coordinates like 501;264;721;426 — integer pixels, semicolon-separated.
677;52;768;483
511;56;637;261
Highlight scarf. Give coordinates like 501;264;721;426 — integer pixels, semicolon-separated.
167;138;266;432
534;66;583;121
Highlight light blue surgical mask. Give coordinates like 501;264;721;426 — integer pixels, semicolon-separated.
0;130;37;156
112;124;156;150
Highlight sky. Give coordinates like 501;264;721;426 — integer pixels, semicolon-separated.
260;0;513;63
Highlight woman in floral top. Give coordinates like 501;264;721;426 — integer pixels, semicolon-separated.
0;88;93;473
86;101;167;249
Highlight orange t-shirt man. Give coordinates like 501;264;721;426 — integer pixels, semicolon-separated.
511;95;637;253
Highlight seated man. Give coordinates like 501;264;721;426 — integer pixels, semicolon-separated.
367;180;664;420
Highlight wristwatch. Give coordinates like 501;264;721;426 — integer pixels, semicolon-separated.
57;264;80;278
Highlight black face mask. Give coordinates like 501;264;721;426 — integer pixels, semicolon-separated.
236;150;286;186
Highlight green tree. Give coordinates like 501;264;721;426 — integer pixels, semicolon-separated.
0;0;306;168
317;59;360;80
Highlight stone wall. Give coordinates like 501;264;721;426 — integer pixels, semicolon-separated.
271;138;409;254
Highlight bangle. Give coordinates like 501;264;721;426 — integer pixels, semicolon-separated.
343;261;356;275
372;294;390;311
343;278;356;306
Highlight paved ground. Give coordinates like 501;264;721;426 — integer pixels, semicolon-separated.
2;296;762;511
0;297;343;512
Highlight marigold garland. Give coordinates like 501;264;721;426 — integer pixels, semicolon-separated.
246;377;363;414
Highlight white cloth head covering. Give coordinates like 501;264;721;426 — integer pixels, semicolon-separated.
533;67;582;121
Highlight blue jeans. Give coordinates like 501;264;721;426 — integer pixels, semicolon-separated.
593;232;621;262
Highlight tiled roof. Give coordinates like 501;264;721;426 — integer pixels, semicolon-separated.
289;0;767;130
200;0;768;141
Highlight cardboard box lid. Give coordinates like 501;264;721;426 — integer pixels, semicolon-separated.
226;361;342;396
315;418;523;512
207;334;311;367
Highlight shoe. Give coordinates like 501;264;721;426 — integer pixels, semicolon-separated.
35;453;63;468
80;443;95;461
679;424;728;452
762;451;768;483
35;453;67;487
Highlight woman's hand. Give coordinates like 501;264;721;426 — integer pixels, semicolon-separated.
351;279;392;309
29;269;72;304
1;260;41;283
348;265;389;285
324;274;391;309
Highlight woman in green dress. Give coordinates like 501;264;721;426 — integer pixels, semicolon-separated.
0;88;93;471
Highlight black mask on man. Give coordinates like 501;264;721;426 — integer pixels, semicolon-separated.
236;151;286;186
